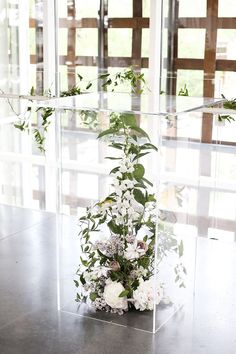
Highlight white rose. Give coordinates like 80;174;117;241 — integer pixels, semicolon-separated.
103;280;128;309
133;279;163;311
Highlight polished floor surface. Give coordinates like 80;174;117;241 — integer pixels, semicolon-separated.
0;204;236;354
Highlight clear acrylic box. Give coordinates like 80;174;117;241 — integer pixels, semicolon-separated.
1;91;234;334
48;92;224;333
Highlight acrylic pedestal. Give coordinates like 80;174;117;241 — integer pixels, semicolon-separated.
1;92;234;334
50;92;226;334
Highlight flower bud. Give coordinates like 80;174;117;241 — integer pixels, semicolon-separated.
137;241;148;253
109;260;121;272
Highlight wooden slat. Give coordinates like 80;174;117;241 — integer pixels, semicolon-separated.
202;0;219;143
178;17;206;28
173;58;236;72
166;0;179;95
217;17;236;28
175;58;204;70
59;18;98;28
56;55;148;68
108;17;149;28
132;0;142;69
30;54;236;72
216;59;236;71
29;18;36;27
67;1;76;88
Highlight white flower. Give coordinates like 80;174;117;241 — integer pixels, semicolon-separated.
124;190;132;201
130;199;144;213
124;240;148;260
113;179;120;188
123;179;134;189
114;171;122;179
116;215;124;225
124;242;140;260
120;165;128;173
133;279;163;311
114;187;122;197
83;271;92;283
103;280;128;309
92;266;108;278
120;207;127;216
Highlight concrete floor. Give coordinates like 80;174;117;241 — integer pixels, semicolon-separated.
0;204;236;354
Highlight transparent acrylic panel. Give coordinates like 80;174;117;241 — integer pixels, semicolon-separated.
0;95;57;212
57;102;202;333
34;92;222;116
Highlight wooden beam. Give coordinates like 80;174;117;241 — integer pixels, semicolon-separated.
202;0;219;143
178;17;206;28
67;1;76;88
108;17;149;28
59;18;98;28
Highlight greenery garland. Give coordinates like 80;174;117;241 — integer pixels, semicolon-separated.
13;67;147;152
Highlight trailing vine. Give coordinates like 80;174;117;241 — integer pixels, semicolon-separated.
12;67;148;152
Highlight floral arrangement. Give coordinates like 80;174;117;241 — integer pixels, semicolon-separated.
74;112;185;314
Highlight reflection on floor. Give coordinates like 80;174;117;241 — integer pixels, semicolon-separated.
0;204;236;353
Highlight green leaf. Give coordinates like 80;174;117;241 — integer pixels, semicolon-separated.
99;73;110;79
90;292;98;301
131;279;139;290
107;220;122;234
143;177;153;187
73;280;79;288
133;152;149;161
97;248;111;260
97;127;118;139
109;166;120;175
133;188;146;205
30;86;35;96
77;73;83;81
133;164;145;181
80;274;86;285
118;289;129;298
147;193;156;202
121;113;136;127
141;143;158;151
129;126;150;141
109;143;123;150
105;157;121;160
86;82;92;90
14;123;27;131
80;257;88;267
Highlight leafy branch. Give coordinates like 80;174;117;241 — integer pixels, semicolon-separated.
218;94;236;123
12;67;148;152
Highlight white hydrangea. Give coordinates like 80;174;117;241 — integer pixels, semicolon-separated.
133;279;163;311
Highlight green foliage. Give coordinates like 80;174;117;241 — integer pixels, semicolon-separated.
178;84;189;96
98;67;148;94
218;94;236;123
118;290;129;298
13;67;148;152
221;94;236;110
133;164;145;181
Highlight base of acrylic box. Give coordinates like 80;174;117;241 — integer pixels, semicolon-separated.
60;300;183;334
